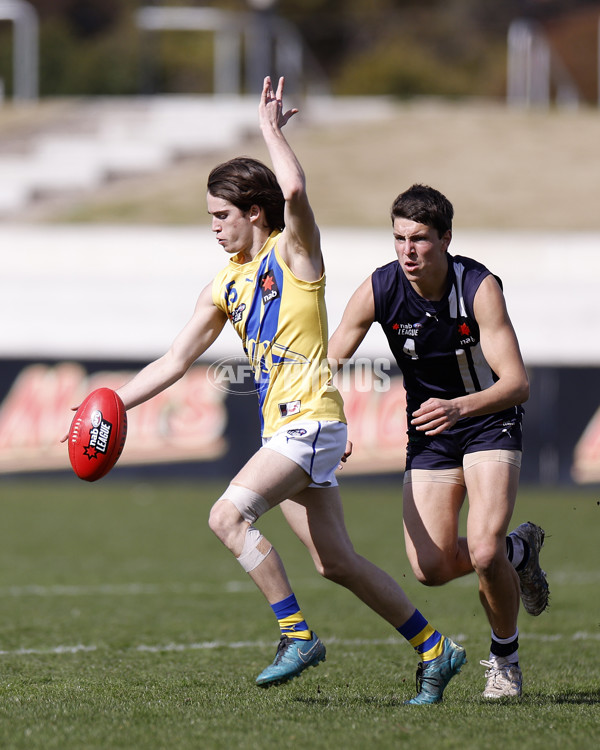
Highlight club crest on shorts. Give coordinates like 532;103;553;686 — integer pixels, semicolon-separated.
279;400;301;417
260;270;280;303
286;428;307;437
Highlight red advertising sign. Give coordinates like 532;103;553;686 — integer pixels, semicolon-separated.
338;376;407;475
0;361;408;477
572;406;600;483
0;363;227;475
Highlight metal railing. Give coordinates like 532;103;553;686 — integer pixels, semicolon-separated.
0;0;38;101
507;18;581;109
136;5;328;96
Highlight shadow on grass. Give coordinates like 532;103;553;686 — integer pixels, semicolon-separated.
471;690;600;707
550;690;600;705
294;690;600;708
294;695;403;708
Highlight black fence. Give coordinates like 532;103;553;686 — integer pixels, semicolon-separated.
0;358;598;486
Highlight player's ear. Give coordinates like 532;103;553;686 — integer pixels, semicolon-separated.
248;204;262;223
442;229;452;250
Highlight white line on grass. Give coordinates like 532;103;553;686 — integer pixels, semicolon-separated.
452;570;600;586
0;581;258;597
1;632;599;658
1;570;599;598
0;644;97;656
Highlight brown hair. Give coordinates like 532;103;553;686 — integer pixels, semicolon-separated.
207;157;285;231
391;184;454;237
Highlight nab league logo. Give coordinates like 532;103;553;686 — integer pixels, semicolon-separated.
260;270;280;304
458;321;476;346
392;322;422;337
83;410;113;459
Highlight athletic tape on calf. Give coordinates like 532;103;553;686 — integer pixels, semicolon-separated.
237;526;272;573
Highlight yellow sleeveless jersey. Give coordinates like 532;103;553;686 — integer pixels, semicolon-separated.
212;230;346;437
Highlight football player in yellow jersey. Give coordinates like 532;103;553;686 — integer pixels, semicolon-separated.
113;76;465;702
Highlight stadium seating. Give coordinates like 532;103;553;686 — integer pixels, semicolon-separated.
0;96;259;214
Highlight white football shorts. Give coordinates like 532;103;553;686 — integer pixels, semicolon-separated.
262;420;347;488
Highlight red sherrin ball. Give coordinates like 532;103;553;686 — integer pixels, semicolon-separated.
68;388;127;481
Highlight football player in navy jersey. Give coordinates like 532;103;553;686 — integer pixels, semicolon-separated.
329;184;549;699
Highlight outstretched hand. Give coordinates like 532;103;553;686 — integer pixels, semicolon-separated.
259;76;298;130
59;404;79;443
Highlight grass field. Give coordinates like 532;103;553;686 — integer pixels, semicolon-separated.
0;478;598;749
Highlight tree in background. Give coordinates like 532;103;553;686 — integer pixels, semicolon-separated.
0;0;598;99
279;0;600;98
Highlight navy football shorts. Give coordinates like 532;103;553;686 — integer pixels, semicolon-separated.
405;408;523;471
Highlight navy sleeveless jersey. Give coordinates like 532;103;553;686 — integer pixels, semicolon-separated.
372;253;508;417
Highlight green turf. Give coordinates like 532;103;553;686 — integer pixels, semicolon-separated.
0;478;598;749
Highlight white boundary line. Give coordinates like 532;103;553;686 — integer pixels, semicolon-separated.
1;632;599;658
0;570;598;598
0;581;258;597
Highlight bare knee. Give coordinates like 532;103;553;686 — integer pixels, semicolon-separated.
208;499;246;553
469;539;504;578
207;499;228;540
410;552;456;586
314;551;360;586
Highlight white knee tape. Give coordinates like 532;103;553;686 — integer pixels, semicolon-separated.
219;483;270;524
237;525;272;573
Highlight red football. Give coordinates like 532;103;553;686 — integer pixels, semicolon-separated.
68;388;127;482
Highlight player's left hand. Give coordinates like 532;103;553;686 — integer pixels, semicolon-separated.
411;398;461;435
59;405;79;443
338;439;353;468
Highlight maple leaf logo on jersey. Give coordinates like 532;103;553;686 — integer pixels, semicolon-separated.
458;321;476;347
260;270;280;303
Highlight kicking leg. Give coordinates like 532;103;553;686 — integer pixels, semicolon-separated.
208;446;310;602
208;446;325;686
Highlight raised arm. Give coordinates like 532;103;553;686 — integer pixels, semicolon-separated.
117;282;227;410
411;275;529;435
258;75;321;279
328;276;376;368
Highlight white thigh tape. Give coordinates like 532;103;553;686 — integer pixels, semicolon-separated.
219;483;270;523
237;526;272;573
